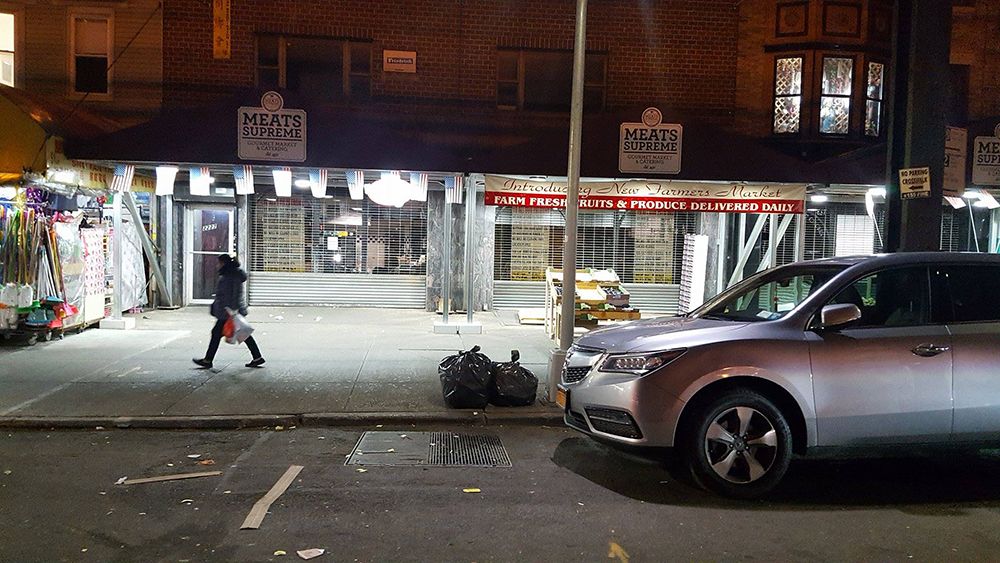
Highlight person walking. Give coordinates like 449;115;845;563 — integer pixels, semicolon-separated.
193;254;265;369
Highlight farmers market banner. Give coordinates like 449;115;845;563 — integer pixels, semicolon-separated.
484;175;806;214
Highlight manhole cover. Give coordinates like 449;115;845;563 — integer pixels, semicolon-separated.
346;431;511;467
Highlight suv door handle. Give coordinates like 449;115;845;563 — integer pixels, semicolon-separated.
912;344;950;357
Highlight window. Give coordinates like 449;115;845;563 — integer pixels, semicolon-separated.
829;267;930;328
932;265;1000;323
772;57;803;134
256;35;371;101
697;266;843;322
496;49;607;112
864;61;884;137
0;12;14;87
70;13;111;95
819;57;853;135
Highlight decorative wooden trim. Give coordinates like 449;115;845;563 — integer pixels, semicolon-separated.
775;1;809;38
822;1;862;38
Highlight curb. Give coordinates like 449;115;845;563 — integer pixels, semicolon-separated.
0;409;564;430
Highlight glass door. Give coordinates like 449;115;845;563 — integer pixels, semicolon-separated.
185;206;235;303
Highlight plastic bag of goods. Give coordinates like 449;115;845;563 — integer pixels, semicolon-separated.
489;350;538;407
438;345;492;409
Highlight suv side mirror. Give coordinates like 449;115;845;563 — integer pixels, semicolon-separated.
819;304;861;329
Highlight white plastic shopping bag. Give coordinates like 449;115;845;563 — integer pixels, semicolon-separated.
225;312;254;345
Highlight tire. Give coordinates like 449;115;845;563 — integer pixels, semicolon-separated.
683;389;793;499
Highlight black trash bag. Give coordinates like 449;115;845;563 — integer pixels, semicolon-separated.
489;350;538;407
438;345;492;409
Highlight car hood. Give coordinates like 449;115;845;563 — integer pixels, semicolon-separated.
575;316;750;353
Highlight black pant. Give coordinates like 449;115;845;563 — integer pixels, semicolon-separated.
204;317;261;362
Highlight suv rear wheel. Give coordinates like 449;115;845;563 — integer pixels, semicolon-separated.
684;389;792;499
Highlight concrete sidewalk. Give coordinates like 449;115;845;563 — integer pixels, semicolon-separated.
0;306;562;428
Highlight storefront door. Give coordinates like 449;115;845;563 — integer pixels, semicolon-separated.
184;205;235;304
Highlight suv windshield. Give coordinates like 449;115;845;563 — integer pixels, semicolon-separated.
692;265;845;322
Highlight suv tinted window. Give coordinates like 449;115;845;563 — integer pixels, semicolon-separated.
932;265;1000;323
828;267;930;327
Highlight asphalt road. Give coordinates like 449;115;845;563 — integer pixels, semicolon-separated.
2;425;1000;562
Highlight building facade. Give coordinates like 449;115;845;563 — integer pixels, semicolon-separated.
49;0;1000;313
0;0;163;125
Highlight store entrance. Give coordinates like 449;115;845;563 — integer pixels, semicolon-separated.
184;205;235;304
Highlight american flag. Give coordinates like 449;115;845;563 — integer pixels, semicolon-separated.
189;166;211;196
346;170;364;200
409;172;428;202
444;175;463;205
233;165;255;195
109;164;135;193
309;168;328;198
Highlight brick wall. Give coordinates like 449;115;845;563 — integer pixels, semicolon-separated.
951;1;1000;121
8;0;163;125
163;0;739;122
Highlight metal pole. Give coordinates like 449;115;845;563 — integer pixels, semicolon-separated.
968;204;980;252
162;195;174;307
558;0;588;352
768;214;778;268
442;197;452;324
111;192;123;320
464;175;475;323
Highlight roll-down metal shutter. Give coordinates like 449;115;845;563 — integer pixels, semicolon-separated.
249;194;427;308
248;272;426;308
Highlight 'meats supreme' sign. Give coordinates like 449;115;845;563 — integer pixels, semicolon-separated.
484;176;806;214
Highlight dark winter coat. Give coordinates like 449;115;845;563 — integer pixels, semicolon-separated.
210;263;248;320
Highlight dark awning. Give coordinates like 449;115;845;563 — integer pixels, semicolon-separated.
68;89;886;185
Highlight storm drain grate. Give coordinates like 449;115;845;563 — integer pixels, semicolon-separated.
428;432;511;467
345;431;511;467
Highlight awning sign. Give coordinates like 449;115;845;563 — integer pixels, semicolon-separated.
619;108;682;174
973;131;1000;186
484;175;806;214
899;167;931;199
238;91;307;162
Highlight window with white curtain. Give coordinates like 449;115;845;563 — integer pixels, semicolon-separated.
70;14;111;94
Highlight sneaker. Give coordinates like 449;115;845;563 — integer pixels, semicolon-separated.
246;357;266;368
192;358;213;369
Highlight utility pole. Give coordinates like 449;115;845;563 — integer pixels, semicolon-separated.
884;0;953;251
548;0;588;401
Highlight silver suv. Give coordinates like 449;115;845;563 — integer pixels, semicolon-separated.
560;252;1000;498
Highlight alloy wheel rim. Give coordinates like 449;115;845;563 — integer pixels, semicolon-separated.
704;406;778;484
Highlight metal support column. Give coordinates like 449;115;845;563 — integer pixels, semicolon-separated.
161;195;175;307
548;0;588;402
464;176;476;324
441;200;452;324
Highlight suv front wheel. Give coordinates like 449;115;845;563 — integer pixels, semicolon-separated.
684;389;793;499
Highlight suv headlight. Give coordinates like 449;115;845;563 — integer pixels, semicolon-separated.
598;349;686;376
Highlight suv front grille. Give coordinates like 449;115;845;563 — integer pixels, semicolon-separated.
563;366;590;383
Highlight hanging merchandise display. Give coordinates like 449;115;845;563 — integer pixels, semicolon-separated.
0;189;103;340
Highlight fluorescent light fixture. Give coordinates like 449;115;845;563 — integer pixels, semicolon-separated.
293;178;311;188
867;187;886;198
963;190;981;200
809;194;829;203
351;207;362;211
272;168;292;197
155;166;178;196
974;200;990;208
